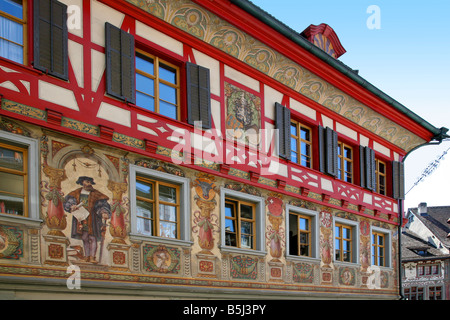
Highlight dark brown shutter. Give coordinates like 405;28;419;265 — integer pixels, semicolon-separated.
392;161;405;199
360;146;376;191
319;126;338;177
105;23;135;104
33;0;68;80
275;103;290;159
186;62;211;129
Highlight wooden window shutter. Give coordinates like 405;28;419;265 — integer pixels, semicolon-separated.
105;23;135;104
33;0;68;80
275;103;291;159
392;161;405;200
319;126;338;177
360;146;376;191
186;62;211;129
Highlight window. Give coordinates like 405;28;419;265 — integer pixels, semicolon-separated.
34;0;68;79
0;141;27;216
0;0;26;64
220;188;265;254
286;205;319;260
225;198;256;249
372;232;385;267
289;213;311;256
337;142;353;183
290;120;312;168
129;165;191;245
136;175;180;239
429;286;442;300
376;159;386;195
335;223;353;262
136;50;180;120
0;130;39;221
404;287;424;300
105;23;211;127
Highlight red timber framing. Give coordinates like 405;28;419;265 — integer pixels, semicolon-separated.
0;0;434;227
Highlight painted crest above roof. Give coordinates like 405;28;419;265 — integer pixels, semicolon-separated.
301;24;346;58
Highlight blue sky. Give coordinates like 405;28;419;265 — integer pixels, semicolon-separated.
251;0;450;211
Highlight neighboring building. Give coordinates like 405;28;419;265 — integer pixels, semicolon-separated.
402;203;450;299
0;0;447;299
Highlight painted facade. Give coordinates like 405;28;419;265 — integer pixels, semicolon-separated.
0;0;445;299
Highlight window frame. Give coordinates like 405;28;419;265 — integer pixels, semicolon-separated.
285;204;319;261
371;226;392;268
135;175;181;239
333;217;359;265
220;188;265;256
224;198;256;250
0;0;27;64
0;130;39;224
135;48;181;120
129;164;191;246
375;158;387;195
337;141;353;183
290;119;313;168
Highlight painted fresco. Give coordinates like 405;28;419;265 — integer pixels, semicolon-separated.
0;115;400;297
126;0;426;152
224;82;261;148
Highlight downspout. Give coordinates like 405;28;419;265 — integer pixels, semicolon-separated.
397;128;450;300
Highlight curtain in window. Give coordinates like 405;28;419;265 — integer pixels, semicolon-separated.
0;16;23;63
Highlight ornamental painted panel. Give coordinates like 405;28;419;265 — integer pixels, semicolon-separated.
0;225;24;259
225;82;261;148
143;244;181;274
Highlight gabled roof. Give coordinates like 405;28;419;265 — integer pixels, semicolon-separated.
401;229;448;261
408;206;450;248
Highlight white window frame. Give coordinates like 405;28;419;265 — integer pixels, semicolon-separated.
129;164;191;247
0;130;40;225
333;217;360;265
371;226;392;269
220;187;266;256
285;204;320;262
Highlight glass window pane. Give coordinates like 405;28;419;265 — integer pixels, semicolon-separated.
136;199;153;219
225;232;237;247
299;217;308;231
241;220;253;235
136;179;153;200
0;0;23;18
343;227;351;239
0;171;24;194
159;83;177;104
301;127;310;141
0;191;23;215
225;203;235;218
291;138;298;152
0;145;24;171
136;92;155;111
136;54;154;75
159;63;176;83
290;151;298;163
240;204;253;219
160;221;177;239
240;234;253;249
136;74;154;95
335;226;340;237
159;204;177;222
225;218;235;232
290;123;297;136
159;184;177;203
159;101;177;119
